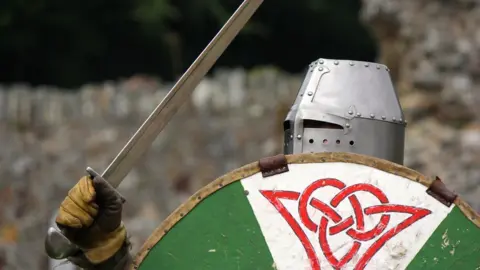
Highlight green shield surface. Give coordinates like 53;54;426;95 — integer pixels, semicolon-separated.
132;153;480;270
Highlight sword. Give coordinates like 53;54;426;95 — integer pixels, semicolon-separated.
45;0;264;259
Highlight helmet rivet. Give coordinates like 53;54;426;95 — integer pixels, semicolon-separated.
392;117;396;121
376;65;381;69
370;114;375;118
296;135;302;140
356;112;361;117
348;110;353;115
334;60;339;65
318;67;323;71
399;118;403;122
349;61;354;66
386;67;390;71
364;63;369;67
307;91;313;96
319;59;324;64
381;116;386;120
290;135;293;139
345;123;351;128
405;120;408;124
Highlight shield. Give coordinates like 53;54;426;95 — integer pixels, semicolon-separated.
131;152;480;270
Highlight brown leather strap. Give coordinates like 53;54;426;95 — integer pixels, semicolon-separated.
426;176;457;207
258;154;289;178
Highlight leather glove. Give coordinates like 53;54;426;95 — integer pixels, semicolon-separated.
56;175;127;266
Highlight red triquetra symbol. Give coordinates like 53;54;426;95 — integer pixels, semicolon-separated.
260;178;432;270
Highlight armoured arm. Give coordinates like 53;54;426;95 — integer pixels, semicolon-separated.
49;176;134;270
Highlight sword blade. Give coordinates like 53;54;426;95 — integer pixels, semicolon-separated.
102;0;264;187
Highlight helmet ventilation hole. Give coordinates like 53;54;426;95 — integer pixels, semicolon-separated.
322;139;328;144
309;139;314;144
349;140;355;146
336;140;340;144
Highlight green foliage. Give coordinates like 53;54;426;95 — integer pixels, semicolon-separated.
0;0;377;88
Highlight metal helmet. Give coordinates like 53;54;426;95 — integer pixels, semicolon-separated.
283;58;406;164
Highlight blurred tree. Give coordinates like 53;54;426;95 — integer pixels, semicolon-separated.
0;0;378;88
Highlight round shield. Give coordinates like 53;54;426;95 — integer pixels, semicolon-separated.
131;152;480;270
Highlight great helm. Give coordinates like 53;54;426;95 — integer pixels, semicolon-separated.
283;58;406;164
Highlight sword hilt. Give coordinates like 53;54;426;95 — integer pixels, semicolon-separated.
45;167;126;260
85;167;126;203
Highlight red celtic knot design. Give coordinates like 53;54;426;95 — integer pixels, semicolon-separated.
260;178;432;270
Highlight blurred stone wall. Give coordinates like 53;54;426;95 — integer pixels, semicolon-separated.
0;1;479;269
362;0;480;208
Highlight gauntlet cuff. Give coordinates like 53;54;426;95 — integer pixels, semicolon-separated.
70;238;132;270
89;240;132;270
84;224;127;263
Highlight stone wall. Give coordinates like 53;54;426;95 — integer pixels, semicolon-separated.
362;0;480;208
0;1;480;268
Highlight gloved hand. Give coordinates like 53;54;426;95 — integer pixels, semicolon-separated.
55;175;128;268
